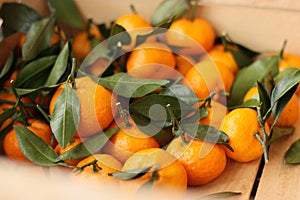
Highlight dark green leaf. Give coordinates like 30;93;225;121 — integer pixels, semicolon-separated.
130;112;174;147
15;83;61;96
129;94;195;121
98;72;169;98
0;2;41;37
269;69;300;126
285;138;300;164
15;55;57;87
22;15;56;61
50;84;80;148
107;24;131;49
275;67;298;83
0;52;14;79
14;125;58;166
184;124;230;144
222;34;259;68
228;56;279;107
161;84;199;105
181;108;208;125
55;127;119;161
200;191;242;199
271;84;297;127
150;0;190;26
44;42;69;87
0;107;16;128
135;16;174;46
228;99;260;110
257;81;271;119
48;0;85;29
268;126;294;145
108;166;152;181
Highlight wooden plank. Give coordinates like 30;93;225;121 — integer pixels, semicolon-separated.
255;97;300;200
187;158;261;199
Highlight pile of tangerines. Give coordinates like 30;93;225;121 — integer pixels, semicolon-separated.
0;0;300;198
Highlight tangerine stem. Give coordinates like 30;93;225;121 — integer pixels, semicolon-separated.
130;4;137;14
256;106;269;163
116;102;131;128
189;0;199;21
10;80;28;126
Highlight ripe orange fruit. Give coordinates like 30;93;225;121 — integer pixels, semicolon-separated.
175;55;195;76
199;100;228;129
72;25;102;59
126;42;177;79
49;76;117;138
120;148;187;197
205;44;239;74
166;137;227;186
244;87;299;127
279;53;300;94
220;108;269;162
102;117;160;163
54;137;83;166
166;18;216;54
184;60;234;100
3;119;53;162
71;154;122;186
115;13;154;50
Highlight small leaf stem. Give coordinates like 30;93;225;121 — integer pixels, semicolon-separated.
189;0;199;21
199;92;215;109
166;104;187;144
10;80;28;126
69;58;77;89
36;104;51;123
73;159;100;174
256;106;269;163
130;4;137;14
116;102;131;128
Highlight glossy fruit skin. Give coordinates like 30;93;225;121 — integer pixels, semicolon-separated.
3;119;52;162
126;42;177;80
120;148;187;197
71;154;122;186
166;137;227;186
72;25;102;59
244;87;299;127
220;108;269;163
115;14;154;50
102;118;160;163
166;18;216;54
49;76;117;138
184;60;234;100
205;44;239;74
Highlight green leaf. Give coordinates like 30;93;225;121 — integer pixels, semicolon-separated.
48;0;85;29
228;99;260;110
50;84;80;148
14;125;58;166
22;15;56;61
268;126;295;145
184;123;230;145
107;24;131;49
161;84;199;105
181;108;208;124
150;0;190;26
15;55;57;87
98;72;169;98
228;56;279;107
135;16;174;46
44;42;70;87
15;83;61;96
285;138;300;164
108;166;152;181
257;81;271;119
0;107;16;129
200;191;242;199
55;128;119;161
129;94;195;122
130;112;174;147
0;2;42;37
222;34;260;68
0;52;14;80
269;69;300;126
